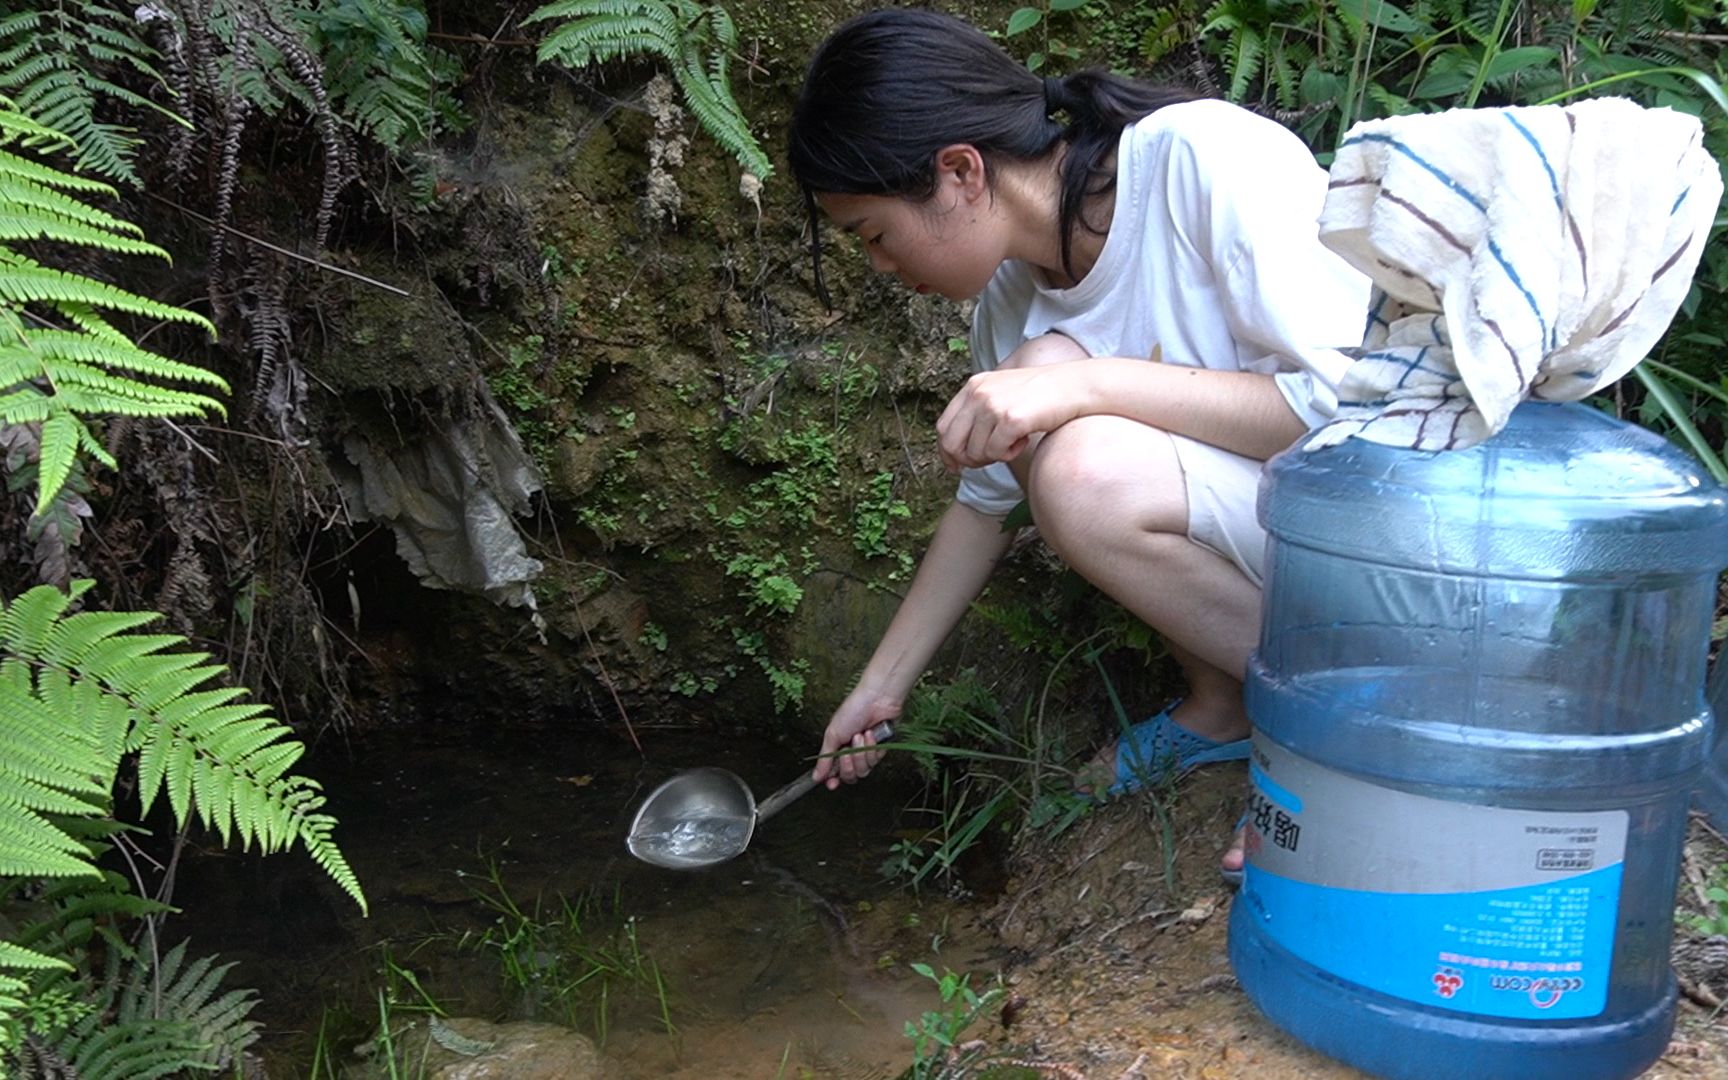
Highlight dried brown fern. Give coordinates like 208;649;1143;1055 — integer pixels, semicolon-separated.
150;0;355;313
248;3;355;247
239;252;305;441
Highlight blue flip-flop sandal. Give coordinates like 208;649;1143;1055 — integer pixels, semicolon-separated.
1108;700;1251;798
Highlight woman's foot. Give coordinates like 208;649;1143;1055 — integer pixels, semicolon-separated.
1076;697;1251;798
1221;820;1248;885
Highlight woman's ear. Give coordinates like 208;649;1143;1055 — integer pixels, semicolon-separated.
933;144;989;203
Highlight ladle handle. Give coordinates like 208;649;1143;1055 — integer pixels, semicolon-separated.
756;721;895;824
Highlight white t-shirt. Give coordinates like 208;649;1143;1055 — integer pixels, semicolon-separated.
956;98;1371;517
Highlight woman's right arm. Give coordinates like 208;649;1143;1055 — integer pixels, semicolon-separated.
813;499;1015;787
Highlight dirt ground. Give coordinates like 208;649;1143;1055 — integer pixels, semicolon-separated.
947;766;1728;1079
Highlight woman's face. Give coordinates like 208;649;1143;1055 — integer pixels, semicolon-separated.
817;181;1005;302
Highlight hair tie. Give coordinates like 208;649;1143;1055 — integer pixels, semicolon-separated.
1042;74;1072;116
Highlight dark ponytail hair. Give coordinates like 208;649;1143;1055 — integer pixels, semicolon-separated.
789;9;1196;295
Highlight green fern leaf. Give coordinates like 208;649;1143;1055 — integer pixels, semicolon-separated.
538;14;679;66
0;577;78;652
164;736;195;830
1229;28;1265;102
0;941;65;971
0;151;120;196
0;811;97;877
675;48;770;179
0;207;164;256
528;0;772;177
0;252;215;336
34;409;75;509
29;330;229;389
1;582;370;942
0;387;47;421
0;0;168;186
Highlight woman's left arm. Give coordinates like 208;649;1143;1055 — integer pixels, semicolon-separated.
935;357;1305;471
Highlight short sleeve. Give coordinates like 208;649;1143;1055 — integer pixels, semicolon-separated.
1159;106;1370;427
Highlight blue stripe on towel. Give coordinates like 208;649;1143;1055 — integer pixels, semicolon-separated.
1339;132;1486;212
1359;348;1447;388
1505;113;1563;217
1486;236;1550;351
1364;290;1391;337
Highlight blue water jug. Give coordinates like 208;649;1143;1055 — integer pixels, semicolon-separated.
1229;402;1728;1080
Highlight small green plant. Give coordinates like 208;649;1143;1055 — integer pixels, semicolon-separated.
878;668;1102;892
722;551;803;615
853;471;911;559
734;628;808;713
347;942;453;1080
1682;867;1728;937
903;964;1007;1080
1003;0;1090;72
670;669;718;696
459;862;673;1045
882;772;1015;894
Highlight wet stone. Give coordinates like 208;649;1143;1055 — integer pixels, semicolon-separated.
382;1017;609;1080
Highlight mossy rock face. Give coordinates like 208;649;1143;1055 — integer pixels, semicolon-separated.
207;0;1117;740
315;269;475;396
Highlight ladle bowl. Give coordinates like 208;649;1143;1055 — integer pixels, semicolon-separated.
626;723;892;869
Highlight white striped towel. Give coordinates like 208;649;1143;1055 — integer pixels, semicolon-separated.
1305;96;1721;452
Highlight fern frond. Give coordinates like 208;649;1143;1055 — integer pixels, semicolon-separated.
0;577;82;651
0;0;168;186
28;938;255;1080
27;331;229;390
528;0;772;177
0;208;163;258
0;583;368;914
1228;28;1265;102
539;14;680;66
0;811;98;877
0;942;66;972
0;150;117;195
0;252;215;337
0;105;71;150
33;411;76;525
676;45;770;179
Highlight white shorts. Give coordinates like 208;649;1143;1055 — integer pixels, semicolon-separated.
1168;434;1269;588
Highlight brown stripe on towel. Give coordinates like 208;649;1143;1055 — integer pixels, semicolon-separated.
1329;176;1380;189
1372;258;1444;308
1566;213;1588;289
1602;295;1642;336
1381;189;1472;255
1481;315;1530;389
1650;235;1692;284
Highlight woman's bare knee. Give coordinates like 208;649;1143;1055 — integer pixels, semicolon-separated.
1027;418;1188;550
1000;331;1088;370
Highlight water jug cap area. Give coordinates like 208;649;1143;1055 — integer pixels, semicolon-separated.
1261;402;1728;579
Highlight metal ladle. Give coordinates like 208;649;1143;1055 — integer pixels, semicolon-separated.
626;723;893;870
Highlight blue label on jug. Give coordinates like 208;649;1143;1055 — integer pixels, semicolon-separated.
1242;738;1627;1020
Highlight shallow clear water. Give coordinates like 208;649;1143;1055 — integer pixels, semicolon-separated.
632;816;754;862
167;722;985;1077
